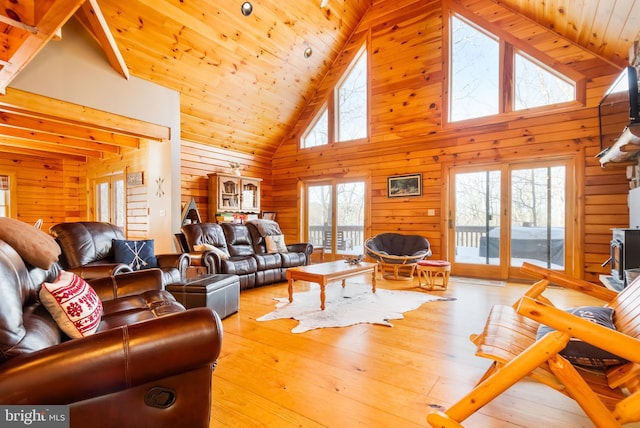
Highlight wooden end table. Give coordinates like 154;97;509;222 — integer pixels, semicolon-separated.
286;261;377;310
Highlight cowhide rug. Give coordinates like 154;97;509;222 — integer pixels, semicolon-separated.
257;283;455;333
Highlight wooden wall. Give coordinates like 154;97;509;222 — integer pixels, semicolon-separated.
180;139;273;224
0;154;86;231
268;0;629;281
85;143;151;239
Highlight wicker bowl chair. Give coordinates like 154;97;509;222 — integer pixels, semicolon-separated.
364;233;431;280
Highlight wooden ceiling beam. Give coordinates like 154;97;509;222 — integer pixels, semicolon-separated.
0;88;170;141
0;109;141;148
0;136;98;159
74;0;129;80
0;124;121;153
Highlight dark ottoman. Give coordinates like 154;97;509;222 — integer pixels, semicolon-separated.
166;274;240;319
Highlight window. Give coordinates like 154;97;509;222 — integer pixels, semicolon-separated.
0;173;16;218
95;175;125;227
305;180;365;256
449;14;577;122
514;52;575;110
302;107;328;148
337;47;367;142
301;43;368;148
450;16;499;121
0;174;10;217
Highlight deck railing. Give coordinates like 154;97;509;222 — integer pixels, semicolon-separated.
455;225;490;248
308;226;364;251
307;225;491;252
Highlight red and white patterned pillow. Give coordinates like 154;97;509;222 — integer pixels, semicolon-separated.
39;271;103;338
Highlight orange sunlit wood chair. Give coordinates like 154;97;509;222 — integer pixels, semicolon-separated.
427;262;640;428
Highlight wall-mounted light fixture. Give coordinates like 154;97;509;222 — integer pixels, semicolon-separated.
241;2;253;16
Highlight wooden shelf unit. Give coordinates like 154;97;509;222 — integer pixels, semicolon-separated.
207;173;262;222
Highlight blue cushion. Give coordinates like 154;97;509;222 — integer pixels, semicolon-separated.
536;306;628;367
112;239;158;271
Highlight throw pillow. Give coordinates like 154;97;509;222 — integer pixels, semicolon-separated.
194;243;230;260
112;239;158;271
39;271;103;338
265;234;288;253
536;306;628;367
0;217;61;269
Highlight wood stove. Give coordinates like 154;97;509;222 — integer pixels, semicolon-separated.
609;228;640;286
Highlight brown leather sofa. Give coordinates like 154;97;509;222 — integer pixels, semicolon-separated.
0;238;223;428
50;221;189;285
180;222;312;290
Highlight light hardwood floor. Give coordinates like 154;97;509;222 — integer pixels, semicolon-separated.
210;273;613;427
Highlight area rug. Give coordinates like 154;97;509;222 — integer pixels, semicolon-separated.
256;283;455;333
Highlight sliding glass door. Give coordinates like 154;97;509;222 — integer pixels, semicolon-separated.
449;159;573;279
305;180;366;259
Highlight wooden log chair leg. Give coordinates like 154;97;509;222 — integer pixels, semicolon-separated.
426;331;570;427
614;392;640;424
548;355;621;427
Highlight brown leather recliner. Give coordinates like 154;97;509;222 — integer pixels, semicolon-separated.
0;238;223;428
180;222;312;290
50;221;189;285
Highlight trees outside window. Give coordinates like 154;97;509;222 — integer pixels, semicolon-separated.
450;15;499;121
302;107;328;148
514;52;575;110
300;43;368;148
449;14;577;122
337;48;367;142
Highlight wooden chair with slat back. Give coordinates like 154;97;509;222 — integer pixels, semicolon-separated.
427;262;640;428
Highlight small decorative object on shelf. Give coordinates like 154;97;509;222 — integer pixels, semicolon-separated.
229;161;241;176
344;254;365;265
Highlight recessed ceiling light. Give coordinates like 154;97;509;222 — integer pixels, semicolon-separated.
241;2;253;16
304;47;313;58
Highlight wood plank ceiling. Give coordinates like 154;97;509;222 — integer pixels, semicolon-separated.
0;0;638;161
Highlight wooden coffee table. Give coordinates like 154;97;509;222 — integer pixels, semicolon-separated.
286;261;377;310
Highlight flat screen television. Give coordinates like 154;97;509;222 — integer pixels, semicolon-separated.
598;66;640;151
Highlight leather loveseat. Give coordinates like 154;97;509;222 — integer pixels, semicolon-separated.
0;238;223;428
50;221;189;285
180;221;312;290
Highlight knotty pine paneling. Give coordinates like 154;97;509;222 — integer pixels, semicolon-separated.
180;139;273;225
86;142;151;238
270;0;628;281
0;153;86;230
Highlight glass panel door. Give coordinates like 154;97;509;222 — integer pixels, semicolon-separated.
96;181;110;222
307;184;332;252
452;169;502;276
306;180;366;258
336;181;365;255
510;166;565;269
113;178;125;228
95;175;125;228
449;159;571;279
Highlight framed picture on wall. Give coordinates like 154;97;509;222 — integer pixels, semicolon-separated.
126;171;144;186
262;211;277;221
387;173;422;198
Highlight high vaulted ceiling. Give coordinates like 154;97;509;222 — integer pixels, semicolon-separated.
0;0;639;161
